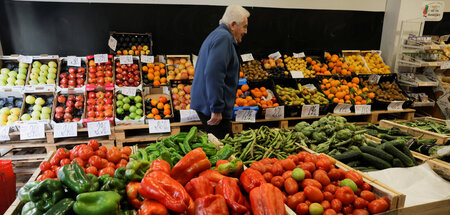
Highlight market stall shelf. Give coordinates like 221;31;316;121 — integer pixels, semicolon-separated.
379;118;450;144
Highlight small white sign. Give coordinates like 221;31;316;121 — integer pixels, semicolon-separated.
440;61;450;69
94;54;108;64
423;1;445;21
241;53;254;62
303;84;316;91
162;86;170;95
293;52;305;58
87;120;111;137
18;55;33;64
269;51;282;60
301;104;320;117
368;75;381;83
235;110;257;122
159;56;166;64
148;119;171;133
20;123;45;140
121;87;137;97
388;101;405;111
141;55;154;63
119;55;133;65
66;56;81;67
290;71;304;79
445;120;450;129
180;110;200;122
53;122;78;138
265;106;284;119
0;126;10;141
108;36;117;51
355;105;371;115
334;103;352;114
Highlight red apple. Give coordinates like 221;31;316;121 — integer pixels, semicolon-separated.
132;64;139;70
57;95;66;104
87;98;96;106
68;95;75;102
78;67;85;73
66;100;74;108
89;66;96;73
105;70;113;77
55;112;64;121
88;72;96;79
76;73;84;79
88;92;96;99
76;95;84;102
105;98;113;105
60;73;68;79
68;73;76;80
116;62;121;67
75;101;83;109
56;106;64;113
65;106;74;114
68;79;76;87
77;78;84;85
60;78;68;85
69;67;76;74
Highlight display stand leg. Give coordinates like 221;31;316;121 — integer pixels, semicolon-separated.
279;120;288;129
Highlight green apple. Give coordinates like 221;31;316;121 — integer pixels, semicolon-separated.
116;100;124;107
124;116;131;120
48;61;57;68
39;70;48;77
116;107;124;115
32;61;42;68
30;72;39;80
46;79;55;84
31;110;40;118
21;113;31;121
40;113;50;120
19;62;28;68
19;67;28;75
10;108;21;116
129;105;137;113
33;104;42;112
31;67;40;74
117;94;124;101
8;71;17;77
135;109;143;116
7;114;18;122
0;107;10;115
37;76;47;83
7;77;16;84
40;64;49;72
26;95;36;104
134;96;143;103
1;68;9;75
41;107;51;114
128;96;135;101
48;67;57;74
15;79;25;85
47;73;56;80
0;80;6;86
136;103;142;109
123;103;130;111
17;73;26;80
35;97;45;106
129;112;137;118
134;115;141;120
0;74;7;81
29;79;39;85
122;97;130;104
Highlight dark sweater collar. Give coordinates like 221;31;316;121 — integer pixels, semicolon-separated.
219;24;237;45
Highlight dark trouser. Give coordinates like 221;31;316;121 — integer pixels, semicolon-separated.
196;111;233;139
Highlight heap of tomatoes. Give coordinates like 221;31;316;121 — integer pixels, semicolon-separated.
37;140;131;181
249;151;390;215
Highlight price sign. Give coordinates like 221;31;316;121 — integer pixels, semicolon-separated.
334;103;352;114
303;84;316;91
268;51;282;60
141;55;154;63
387;101;404;111
18;55;33;64
159;56;166;64
265;106;284;119
20;123;45;140
235;110;257;122
94;54;108;64
0;126;10;141
121;87;136;96
301;104;320;117
53;122;78;138
293;52;305;58
238;78;247;86
66;56;81;67
148;119;171;133
119;55;133;65
355;105;371;115
446;120;450;129
180;110;200;122
108;36;117;51
290;71;304;79
368;75;381;83
241;53;254;62
441;61;450;69
162;86;170;95
87;120;111;137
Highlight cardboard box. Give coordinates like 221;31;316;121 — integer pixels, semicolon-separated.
56;56;88;93
0;55;29;92
51;91;85;128
24;55;59;93
85;55;115;91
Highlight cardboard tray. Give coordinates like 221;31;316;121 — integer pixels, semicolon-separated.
114;55;143;91
379;119;449;144
56;56;88;93
16;92;55;130
82;86;114;126
0;90;24;132
50;91;85;128
24;55;59;93
0;56;29;92
143;86;175;122
85;55;115;91
109;31;153;56
169;79;192;122
114;88;145;126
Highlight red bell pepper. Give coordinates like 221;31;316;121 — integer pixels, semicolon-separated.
185;176;214;200
215;159;243;177
249;183;286;215
215;177;250;215
127;181;143;209
171;148;211;185
198;169;226;188
240;168;266;193
139;170;194;213
138;199;168;215
194;195;229;215
148;159;171;175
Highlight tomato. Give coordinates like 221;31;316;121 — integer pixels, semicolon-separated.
323;191;334;202
342;204;354;214
100;158;108;169
88;155;103;169
51;165;61;174
282;171;292;179
250;161;266;173
284;177;299;195
321;200;331;210
288;155;299;164
95;150;106;158
297;151;309;162
352;209;369;215
88;139;99;151
324;184;338;194
270;176;284;188
309;203;324;215
362;182;372;191
60;158;71;166
302;179;323;189
368;199;389;213
379;197;390;206
116;163;126;168
304;186;324;202
353;197;369;209
316;158;332;172
50;156;61;166
280;159;296;170
271;161;283;176
313;169;331;186
304;170;312;179
121;153;129;160
323;209;337;215
98;167;115;177
300;162;316;173
106;148;121;163
120;146;132;156
296;203;309;215
331;199;342;212
260;158;271;165
337;169;346;180
79;145;94;160
328;169;341;181
43;170;56;178
265;164;273;174
118;159;128;165
56;148;69;158
86;166;98;176
99;145;108;153
71;157;85;167
37;174;51;181
304;154;318;163
106;162;116;168
40;161;51;171
262;172;273;182
345;171;363;187
360;190;376;202
287;192;306;209
335;187;355;205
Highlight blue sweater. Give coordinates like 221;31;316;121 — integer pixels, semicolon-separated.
191;24;240;119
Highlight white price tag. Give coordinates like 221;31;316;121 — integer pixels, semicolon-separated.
20;123;45;140
0;126;10;141
301;104;320;117
446;120;450;129
293;52;305;58
148;119;171;133
303;84;316;91
368;75;381;83
159;56;166;64
265;106;284;119
355;105;371;115
94;54;108;64
53;122;78;138
440;61;450;69
87;120;111;137
119;55;133;65
66;56;81;67
334;103;352;114
141;55;154;63
18;55;33;64
387;101;404;111
290;71;304;79
268;51;282;60
235;110;257;122
241;53;254;62
180;110;200;122
121;87;136;97
162;86;170;95
108;36;117;51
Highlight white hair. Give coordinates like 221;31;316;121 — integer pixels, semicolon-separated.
219;5;250;25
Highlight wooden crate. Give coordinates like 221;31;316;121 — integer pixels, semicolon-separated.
379;119;449;144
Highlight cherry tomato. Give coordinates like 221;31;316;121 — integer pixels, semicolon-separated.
323;209;337;215
313;169;331;186
284;177;299;195
88;155;103;169
43;170;56;178
323;191;334;202
354;197;369;209
86;166;98;176
71;157;85;167
324;184;338;194
36;174;51;181
282;171;292;179
60;158;71;166
328;169;341;181
300;162;316;173
287;192;306;210
40;161;51;171
56;148;69;158
120;146;132;156
352;209;369;215
88;139;99;151
250;161;266;173
345;171;363;187
343;204;354;214
263;172;273;182
362;182;372;191
280;159;296;170
50;156;61;166
95;150;106;158
79;145;94;160
335;186;355;205
296;203;309;215
98;167;115;177
321;200;331;210
106;148;121;163
270;176;284;188
331;199;342;212
304;186;324;202
360;190;376;202
302;179;323;189
316;158;332;172
271;161;283;176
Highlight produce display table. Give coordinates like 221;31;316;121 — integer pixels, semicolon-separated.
379;118;450;144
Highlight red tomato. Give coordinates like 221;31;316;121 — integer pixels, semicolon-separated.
265;164;273;174
328;169;341;181
263;172;273;182
36;174;51;181
40;161;51;171
121;153;129;160
60;158;71;166
323;191;334;202
335;187;355;205
98;167;115;177
304;154;318;163
86;166;98;176
79;145;94;160
106;148;121;163
288;155;299;164
271;161;283;176
313;169;331;186
379;197;390;207
51;165;61;174
99;145;107;153
323;209;337;215
100;158;108;169
296;203;309;215
50;156;61;166
282;171;292;179
120;146;132;156
343;204;354;214
304;170;312;179
316;158;332;172
280;159;296;170
118;159;128;165
56;148;69;158
337;169;346;180
345;171;363;187
304;186;324;202
353;197;369;209
300;162;316;173
360;190;376;202
88;139;99;150
270;176;284;188
250;161;266;173
88;155;103;169
43;170;56;178
302;179;323;189
368;199;389;213
331;199;342;212
106;162;116;168
362;182;372;191
287;192;306;209
71;157;85;167
116;163;126;168
352;209;369;215
321;200;331;210
284;177;299;195
260;158;271;165
95;150;106;158
324;184;338;194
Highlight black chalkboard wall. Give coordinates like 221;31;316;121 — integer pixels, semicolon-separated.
424;12;450;36
0;1;386;56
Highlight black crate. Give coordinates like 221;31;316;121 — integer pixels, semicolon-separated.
109;32;153;56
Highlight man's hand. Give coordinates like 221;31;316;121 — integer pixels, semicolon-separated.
207;113;222;125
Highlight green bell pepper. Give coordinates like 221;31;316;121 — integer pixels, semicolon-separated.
100;175;126;197
114;167;127;181
209;144;234;165
57;163;98;194
43;198;75;215
29;179;64;211
73;191;121;215
21;201;43;215
18;181;40;203
125;160;150;181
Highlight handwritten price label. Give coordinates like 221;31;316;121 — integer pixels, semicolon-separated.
0;126;10;141
148;119;171;133
334;103;352;114
290;71;304;79
293;52;305;58
355;105;371;115
268;51;282;60
162;86;170;95
141;55;154;63
66;56;81;67
158;56;166;63
387;101;404;111
368;75;381;83
241;53;254;62
180;110;200;122
87;120;111;137
265;106;284;119
18;55;33;64
121;87;137;97
301;104;320;117
119;55;133;65
235;110;257;122
303;84;316;91
94;54;108;64
108;36;117;51
440;61;450;69
20;123;45;140
53;122;78;138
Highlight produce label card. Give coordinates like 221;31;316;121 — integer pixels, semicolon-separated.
265;106;284;119
368;75;381;83
158;56;166;64
446;120;450;129
121;87;137;97
94;54;108;64
148;119;171;133
18;55;33;64
441;61;450;69
293;52;305;58
20;123;45;140
268;51;282;60
241;53;254;62
355;105;371;115
290;71;304;79
66;56;81;67
87;120;111;137
387;101;404;111
119;55;133;65
180;110;200;123
53;122;78;138
0;126;10;141
141;55;154;63
238;78;247;86
235;110;257;123
108;36;117;51
303;84;316;91
334;103;352;114
162;86;170;95
301;104;319;117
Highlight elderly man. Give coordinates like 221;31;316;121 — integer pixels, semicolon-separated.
191;5;250;139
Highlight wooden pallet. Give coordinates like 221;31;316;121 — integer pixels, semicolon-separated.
379;119;449;144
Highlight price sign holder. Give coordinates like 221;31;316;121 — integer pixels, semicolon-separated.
121;87;137;97
66;56;81;67
293;52;305;58
235;110;257;123
268;51;282;60
334;103;352;114
180;110;200;122
241;53;254;62
265;106;284;119
119;55;133;65
162;86;170;95
108;36;117;51
0;126;10;141
148;119;171;133
303;84;316;91
94;54;108;64
141;55;154;63
20;123;45;140
387;101;404;111
87;120;111;137
368;75;381;83
301;104;320;117
440;61;450;69
290;71;304;79
355;105;371;115
53;122;78;138
18;55;33;64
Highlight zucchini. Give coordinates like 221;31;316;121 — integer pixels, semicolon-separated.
381;139;406;149
353;166;379;172
388;127;410;136
401;145;417;165
392;158;404;167
360;146;394;162
366;140;379;148
361;152;392;169
332;150;362;162
378;133;397;141
384;143;414;167
346;160;362;167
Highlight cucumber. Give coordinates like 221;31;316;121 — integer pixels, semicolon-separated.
332;150;362;162
353;166;379;172
401;145;417;165
346;160;362;167
366;140;380;148
361;152;392;169
384;143;414;167
381;139;406;150
360;146;394;162
392;158;404;167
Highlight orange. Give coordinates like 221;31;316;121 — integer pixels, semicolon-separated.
273;103;279;107
328;94;334;100
339;99;345;103
163;109;171;115
164;104;171;109
361;100;367;104
160;69;166;75
142;66;148;72
154;71;161;77
159;96;167;103
355;96;363;102
154;115;161;120
239;72;244;78
262;91;268;97
160;77;167;84
147;113;154;118
260;87;266;91
157;103;164;109
241;84;249;92
246;96;252;101
368;92;375;99
147;63;155;68
150;99;158;106
352;77;360;84
237;89;243;95
333;98;339;103
355;101;362;105
154;66;160;71
248;100;257;106
151;108;159;115
344;95;350;100
147;73;155;81
159;63;165;68
311;60;317;66
153;80;160;87
306;57;312;63
336;92;345;99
